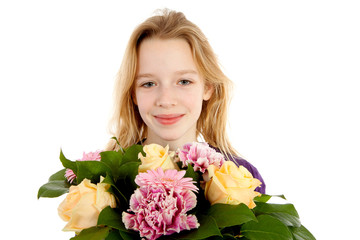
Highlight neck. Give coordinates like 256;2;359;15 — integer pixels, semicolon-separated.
143;138;188;151
144;133;197;151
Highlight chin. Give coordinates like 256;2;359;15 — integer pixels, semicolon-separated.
156;132;184;142
159;135;181;142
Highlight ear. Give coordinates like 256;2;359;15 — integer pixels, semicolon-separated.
203;83;214;101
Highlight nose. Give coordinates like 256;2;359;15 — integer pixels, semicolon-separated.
155;85;177;108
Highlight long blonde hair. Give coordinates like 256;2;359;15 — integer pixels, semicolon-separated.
106;9;238;156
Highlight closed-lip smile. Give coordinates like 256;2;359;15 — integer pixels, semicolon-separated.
154;114;184;125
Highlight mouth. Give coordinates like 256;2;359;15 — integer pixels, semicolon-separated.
154;114;184;125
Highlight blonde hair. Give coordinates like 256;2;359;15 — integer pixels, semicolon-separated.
106;9;238;156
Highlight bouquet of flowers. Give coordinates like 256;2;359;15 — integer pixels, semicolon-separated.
38;139;315;239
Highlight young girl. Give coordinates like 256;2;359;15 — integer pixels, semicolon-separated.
106;9;265;193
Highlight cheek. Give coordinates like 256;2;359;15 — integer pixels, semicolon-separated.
135;91;147;106
183;90;205;113
135;92;154;120
137;99;149;116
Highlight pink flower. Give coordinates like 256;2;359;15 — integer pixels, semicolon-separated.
135;168;198;193
177;142;225;173
122;168;199;240
65;150;102;183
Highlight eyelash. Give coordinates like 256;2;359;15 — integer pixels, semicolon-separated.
140;82;156;88
140;79;192;88
178;79;192;85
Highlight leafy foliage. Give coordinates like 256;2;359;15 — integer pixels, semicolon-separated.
206;203;256;228
37;180;70;198
241;215;293;240
253;202;301;227
71;226;111;240
38;143;315;240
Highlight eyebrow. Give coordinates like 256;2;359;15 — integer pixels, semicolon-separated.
174;69;198;75
136;69;198;80
135;73;154;80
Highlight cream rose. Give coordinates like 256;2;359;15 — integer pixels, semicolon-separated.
138;144;179;172
58;177;116;233
203;161;261;209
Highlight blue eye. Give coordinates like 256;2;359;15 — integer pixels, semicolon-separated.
141;82;156;88
179;79;191;85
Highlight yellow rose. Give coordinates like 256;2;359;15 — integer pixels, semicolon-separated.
58;177;116;233
138;144;179;172
204;161;261;209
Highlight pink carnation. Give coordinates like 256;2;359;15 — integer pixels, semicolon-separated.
177;142;225;173
122;168;199;240
64;150;102;183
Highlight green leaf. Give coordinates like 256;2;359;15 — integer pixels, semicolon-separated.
105;230;122;240
185;215;222;239
118;230;140;240
101;174;128;204
76;160;112;183
254;194;287;203
111;136;122;147
207;203;256;228
220;234;238;240
48;168;67;181
241;215;292;240
289;225;316;240
105;229;138;240
184;164;201;183
253;202;301;227
98;206;129;232
254;194;272;203
122;144;143;164
60;149;77;174
110;136;125;153
111;136;120;144
37;180;70;198
118;161;141;188
100;151;124;180
71;226;110;240
273;194;287;200
171;215;222;239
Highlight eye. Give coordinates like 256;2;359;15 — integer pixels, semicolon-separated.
141;82;156;88
178;79;192;85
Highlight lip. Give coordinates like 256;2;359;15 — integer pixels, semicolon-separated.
154;114;184;125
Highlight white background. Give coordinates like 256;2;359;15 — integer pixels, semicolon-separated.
1;1;359;239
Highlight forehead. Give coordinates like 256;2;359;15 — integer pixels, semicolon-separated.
136;38;198;75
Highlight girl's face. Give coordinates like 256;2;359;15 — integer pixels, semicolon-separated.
134;38;213;149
